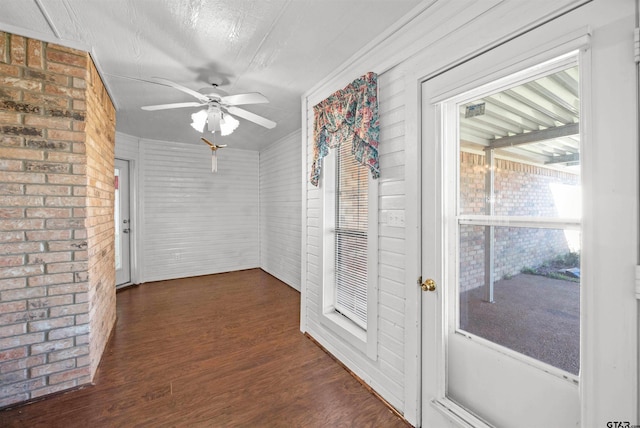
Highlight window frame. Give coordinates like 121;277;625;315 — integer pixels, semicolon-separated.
321;147;378;360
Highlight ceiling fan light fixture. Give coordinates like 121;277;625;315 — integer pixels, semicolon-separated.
190;109;207;133
220;112;239;136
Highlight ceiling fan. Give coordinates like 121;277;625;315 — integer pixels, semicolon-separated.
201;137;227;172
140;78;276;135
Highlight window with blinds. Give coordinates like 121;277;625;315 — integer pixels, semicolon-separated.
334;142;368;329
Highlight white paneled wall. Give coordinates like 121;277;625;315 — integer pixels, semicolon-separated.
259;131;302;290
302;68;408;411
140;138;259;282
116;134;260;282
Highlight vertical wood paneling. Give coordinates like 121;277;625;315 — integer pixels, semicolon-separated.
259;131;302;290
302;67;408;411
140;138;259;282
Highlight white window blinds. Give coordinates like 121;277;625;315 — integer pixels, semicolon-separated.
335;142;368;329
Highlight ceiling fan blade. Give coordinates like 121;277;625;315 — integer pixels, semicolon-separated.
201;137;215;148
225;106;276;129
152;77;210;102
220;92;269;106
141;102;203;111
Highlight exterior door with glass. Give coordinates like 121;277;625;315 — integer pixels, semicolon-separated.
420;2;637;427
115;159;131;286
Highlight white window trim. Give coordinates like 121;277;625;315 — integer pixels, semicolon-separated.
320;148;379;360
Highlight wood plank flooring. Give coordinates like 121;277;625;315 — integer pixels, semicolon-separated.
0;269;407;427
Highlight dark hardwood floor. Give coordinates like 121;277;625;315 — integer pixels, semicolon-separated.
1;269;407;427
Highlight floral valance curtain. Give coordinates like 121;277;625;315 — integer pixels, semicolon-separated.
310;71;380;186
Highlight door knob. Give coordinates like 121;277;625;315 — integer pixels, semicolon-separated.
421;278;436;292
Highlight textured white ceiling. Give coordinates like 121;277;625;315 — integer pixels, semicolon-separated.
0;0;423;150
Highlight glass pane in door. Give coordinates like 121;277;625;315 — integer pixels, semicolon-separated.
456;63;581;375
458;225;580;374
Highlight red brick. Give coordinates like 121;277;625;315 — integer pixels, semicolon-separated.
47;344;88;362
48;323;88;340
0;255;23;267
48;366;90;385
0;231;24;243
0;370;26;385
0;310;46;326
26;139;71;151
27;273;74;287
72;121;86;132
24;115;71;130
27;252;71;265
9;34;25;65
46;49;87;68
0;183;24;195
25;184;71;196
72;164;86;175
47;152;86;163
44;84;85;100
0;159;23;172
0;264;44;279
0;56;19;73
23;92;69;110
0;76;40;91
0;355;47;373
31;380;77;398
30;337;73;355
25;162;70;174
47;62;87;78
72;99;85;111
0;207;24;217
26;207;72;218
47;43;85;56
72;141;86;154
0;111;20;124
0;32;8;64
0;323;26;338
29;359;75;377
28;295;73;310
0;241;42;255
26;229;72;241
50;303;89;318
1;286;45;301
46;282;88;295
45;261;87;274
28;316;74;332
26;39;43;69
46;174;86;185
0;147;44;161
0;171;46;184
0;347;27;361
0;333;44;350
0;196;43;206
0;300;26;314
0;277;26;291
45;219;85;231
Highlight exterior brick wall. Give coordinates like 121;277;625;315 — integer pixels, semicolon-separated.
459;151;579;291
0;32;115;407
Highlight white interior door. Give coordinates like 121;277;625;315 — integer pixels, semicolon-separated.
420;2;637;427
115;158;131;286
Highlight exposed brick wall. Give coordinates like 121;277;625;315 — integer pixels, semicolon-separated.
0;32;115;407
459;151;579;291
85;59;116;377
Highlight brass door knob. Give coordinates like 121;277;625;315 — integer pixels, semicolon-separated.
421;278;436;292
